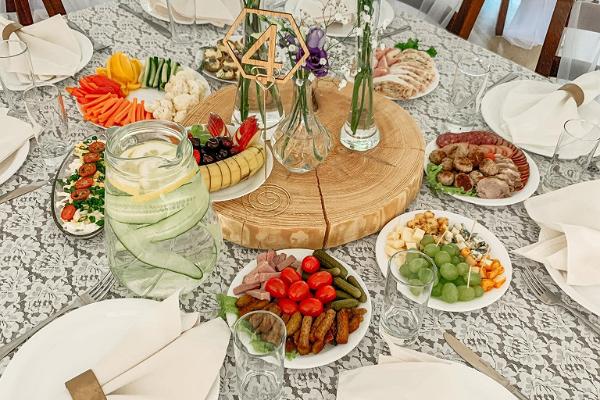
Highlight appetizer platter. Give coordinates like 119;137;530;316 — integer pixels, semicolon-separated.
226;248;372;369
51;136;106;239
425;130;540;206
198;38;243;84
188;113;273;201
67;52;210;128
375;210;512;312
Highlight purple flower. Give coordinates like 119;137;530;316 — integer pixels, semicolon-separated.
306;27;326;49
298;47;329;77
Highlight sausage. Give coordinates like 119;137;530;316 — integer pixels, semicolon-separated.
453;157;473;173
437;170;455;186
455;173;474;192
440;157;454;171
314;309;336;342
428;149;447;165
336;308;350;344
286;311;302;336
297;316;313;355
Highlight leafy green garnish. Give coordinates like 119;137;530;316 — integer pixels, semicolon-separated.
237;318;277;354
286;350;298;360
425;163;476;196
426;47;437;58
395;38;437;58
216;293;239;320
190;125;212;145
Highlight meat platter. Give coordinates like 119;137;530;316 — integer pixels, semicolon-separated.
424;130;540;207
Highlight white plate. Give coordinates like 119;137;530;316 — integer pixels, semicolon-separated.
423;140;540;206
337;362;514;399
381;65;440;101
542;263;600;317
212;146;274;202
4;31;93;91
226;248;372;369
375;210;513;312
481;80;600;157
284;0;394;38
0;299;220;400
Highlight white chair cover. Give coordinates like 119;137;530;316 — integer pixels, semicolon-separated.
503;0;556;49
392;0;461;27
557;0;600;82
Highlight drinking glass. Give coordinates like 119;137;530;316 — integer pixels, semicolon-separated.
23;84;70;170
445;55;490;132
233;310;285;400
542;119;600;192
380;249;436;346
0;40;35;114
166;0;198;43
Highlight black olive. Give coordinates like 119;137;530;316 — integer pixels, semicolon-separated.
206;138;220;150
202;154;215;164
220;137;233;149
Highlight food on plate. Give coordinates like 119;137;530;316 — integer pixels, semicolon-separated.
231;249;368;357
141;56;181;90
427;131;531;199
385;211;507;303
201;39;243;81
96;52;143;95
146;67;210;123
373;46;436;100
188;113;265;192
56;137;106;234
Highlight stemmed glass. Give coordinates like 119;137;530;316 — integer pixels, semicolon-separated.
166;0;198;43
0;40;35;115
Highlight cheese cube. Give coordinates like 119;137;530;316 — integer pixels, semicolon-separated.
401;227;414;242
444;231;453;241
406;242;418;250
389;239;405;250
412;227;425;242
385;245;397;257
387;231;400;241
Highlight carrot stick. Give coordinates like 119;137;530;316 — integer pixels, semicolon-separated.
136;101;145;122
82;93;112;109
97;97;118;115
125;98;137;125
145;111;153;120
113;102;132;125
98;99;124;123
106;101;131;127
84;93;104;100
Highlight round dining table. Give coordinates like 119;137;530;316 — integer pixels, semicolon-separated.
0;1;599;399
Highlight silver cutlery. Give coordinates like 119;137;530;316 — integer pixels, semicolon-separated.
0;181;47;205
379;25;411;40
488;72;519;91
444;331;529;400
0;273;116;359
118;4;172;39
522;267;600;336
67;21;109;52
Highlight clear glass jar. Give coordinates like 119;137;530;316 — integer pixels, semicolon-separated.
104;120;222;298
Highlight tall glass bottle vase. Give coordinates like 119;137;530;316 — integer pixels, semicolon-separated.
272;79;332;173
232;0;284;130
340;0;381;152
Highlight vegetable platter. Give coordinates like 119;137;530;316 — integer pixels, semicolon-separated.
225;248;372;369
66;52;210;128
375;210;512;312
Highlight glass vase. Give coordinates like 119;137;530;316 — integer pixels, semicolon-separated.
272;78;332;173
340;0;381;152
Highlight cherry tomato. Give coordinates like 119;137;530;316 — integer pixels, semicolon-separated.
71;188;90;201
79;163;97;177
265;277;287;299
298;297;323;317
74;177;94;190
288;281;310;302
315;285;337;304
278;298;298;315
280;267;301;286
301;256;320;273
61;204;76;221
88;141;105;153
83;152;100;163
307;271;332;291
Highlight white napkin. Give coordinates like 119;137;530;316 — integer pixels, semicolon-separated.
147;0;240;27
69;293;230;400
515;179;600;286
501;70;600;150
0;111;35;164
0;15;80;81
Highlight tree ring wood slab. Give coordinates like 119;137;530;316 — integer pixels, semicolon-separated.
183;80;425;249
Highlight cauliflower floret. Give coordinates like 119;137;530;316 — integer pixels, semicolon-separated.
150;98;175;121
164;78;187;96
186;79;204;98
174;68;196;81
173;110;188;123
173;93;195;111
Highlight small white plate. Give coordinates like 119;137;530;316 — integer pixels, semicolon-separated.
226;248;372;369
0;299;220;400
481;80;600;157
423;140;540;206
375;210;513;313
0;141;30;186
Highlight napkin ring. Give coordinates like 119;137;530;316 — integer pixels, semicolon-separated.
1;22;23;40
65;369;107;400
558;83;585;107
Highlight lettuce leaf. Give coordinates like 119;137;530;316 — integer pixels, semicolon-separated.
425;163;476;197
216;294;238;320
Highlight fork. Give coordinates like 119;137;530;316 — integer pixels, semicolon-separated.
0;273;116;359
522;268;600;336
67;20;110;52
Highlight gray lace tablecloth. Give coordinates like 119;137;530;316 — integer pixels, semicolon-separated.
1;2;599;399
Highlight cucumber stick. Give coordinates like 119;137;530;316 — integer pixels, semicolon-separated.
160;60;170;90
152;58;164;88
141;60;151;88
146;57;157;87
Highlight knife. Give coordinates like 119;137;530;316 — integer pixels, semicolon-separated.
118;4;172;39
444;331;529;400
0;181;47;205
488;72;519;91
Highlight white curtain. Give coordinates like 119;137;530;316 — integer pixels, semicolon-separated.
392;0;461;27
504;0;556;49
557;0;600;82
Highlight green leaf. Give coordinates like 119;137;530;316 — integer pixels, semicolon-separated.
189;125;212;145
426;46;437;58
286;350;298;361
395;38;419;51
425;163;476;197
216;293;238;320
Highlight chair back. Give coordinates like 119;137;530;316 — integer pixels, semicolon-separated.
9;0;65;25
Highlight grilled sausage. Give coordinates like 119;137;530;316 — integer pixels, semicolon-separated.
437;170;455;186
428;149;447;165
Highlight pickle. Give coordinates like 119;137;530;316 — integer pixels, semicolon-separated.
333;277;362;299
335;290;354;300
313;249;348;278
331;299;360;311
321;267;341;276
347;275;367;303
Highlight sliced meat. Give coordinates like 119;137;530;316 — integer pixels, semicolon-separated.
256;252;268;264
429;149;447;165
469;170;484;185
257;261;276;273
257;272;281;282
437;170;455;186
276;255;297;271
246;289;271;301
233;282;261;295
477;177;511;198
266;250;276;264
243;271;261;285
479;158;499;176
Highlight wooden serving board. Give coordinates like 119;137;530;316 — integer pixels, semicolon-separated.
183;80;425;249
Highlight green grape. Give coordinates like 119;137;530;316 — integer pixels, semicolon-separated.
441;243;459;256
441;282;459;303
434;251;451;266
409;278;424;296
474;286;484;298
456;262;469;276
451;256;461;265
458;255;466;262
420;234;436;247
454;276;466;287
467;271;481;286
418;267;434;284
399;263;412;278
440;262;458;281
408;257;429;274
406;252;421;262
431;283;443;297
457;285;475;301
433;269;440;286
423;243;440;258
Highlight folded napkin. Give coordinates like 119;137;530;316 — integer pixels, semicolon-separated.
65;293;230;400
0;15;80;81
515;179;600;286
501;70;600;151
147;0;240;27
0;111;35;164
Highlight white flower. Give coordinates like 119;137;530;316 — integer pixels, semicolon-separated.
288;44;298;53
308;73;315;82
319;58;327;65
295;78;304;86
363;5;370;13
363;13;371;24
338;79;347;90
